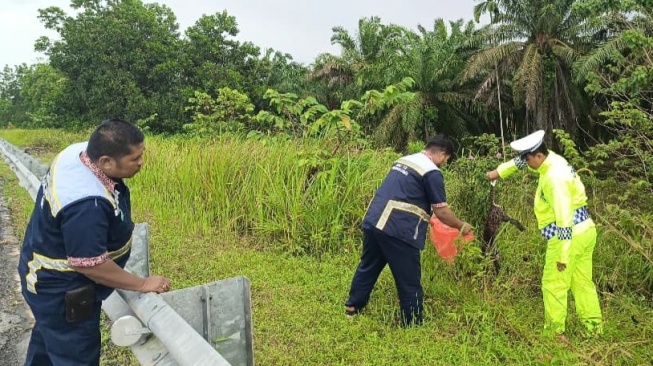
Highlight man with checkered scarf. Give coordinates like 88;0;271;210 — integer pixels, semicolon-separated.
486;130;602;341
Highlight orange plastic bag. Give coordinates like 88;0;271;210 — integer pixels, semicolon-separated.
429;216;474;264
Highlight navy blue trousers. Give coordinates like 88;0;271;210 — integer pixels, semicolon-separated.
24;302;102;366
346;227;423;326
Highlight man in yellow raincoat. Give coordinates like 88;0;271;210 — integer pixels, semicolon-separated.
486;130;602;339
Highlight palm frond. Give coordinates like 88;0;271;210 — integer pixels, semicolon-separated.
549;39;577;66
513;43;542;112
573;36;627;82
462;42;522;81
330;26;357;53
373;95;423;150
473;0;499;23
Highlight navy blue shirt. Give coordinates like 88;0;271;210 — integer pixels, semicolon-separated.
18;181;133;313
363;153;447;249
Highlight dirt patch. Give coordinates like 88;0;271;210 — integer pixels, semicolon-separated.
0;179;33;365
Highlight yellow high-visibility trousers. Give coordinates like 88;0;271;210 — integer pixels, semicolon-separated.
541;221;603;335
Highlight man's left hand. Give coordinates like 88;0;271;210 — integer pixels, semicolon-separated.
556;262;567;272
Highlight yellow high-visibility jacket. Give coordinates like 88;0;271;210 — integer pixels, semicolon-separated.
497;151;594;264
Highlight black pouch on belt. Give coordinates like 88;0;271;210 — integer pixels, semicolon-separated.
64;283;95;323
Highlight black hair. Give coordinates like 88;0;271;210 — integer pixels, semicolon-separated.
86;118;144;161
522;141;548;159
425;135;455;156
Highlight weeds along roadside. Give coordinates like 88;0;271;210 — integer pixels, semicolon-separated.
1;129;651;365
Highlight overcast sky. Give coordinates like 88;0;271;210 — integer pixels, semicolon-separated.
1;0;481;68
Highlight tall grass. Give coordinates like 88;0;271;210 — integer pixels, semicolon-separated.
132;135;399;254
0;128;88;164
1;129;651;365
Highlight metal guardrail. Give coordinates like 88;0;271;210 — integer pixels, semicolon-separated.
0;138;253;366
0;140;42;200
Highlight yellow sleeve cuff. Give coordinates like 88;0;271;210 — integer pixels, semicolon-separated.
497;158;523;179
559;239;572;264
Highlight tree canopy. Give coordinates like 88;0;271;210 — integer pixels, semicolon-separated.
0;0;651;155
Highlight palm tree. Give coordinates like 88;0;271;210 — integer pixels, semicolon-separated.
371;19;486;149
310;17;408;101
573;2;653;140
574;4;653;83
474;0;507;157
473;0;499;23
329;16;408;90
464;0;609;143
308;53;358;109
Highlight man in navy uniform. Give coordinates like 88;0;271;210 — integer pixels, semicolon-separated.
345;135;471;326
18;119;171;365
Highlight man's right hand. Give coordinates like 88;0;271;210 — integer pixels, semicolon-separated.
74;260;172;293
460;222;472;236
140;275;171;293
486;170;499;181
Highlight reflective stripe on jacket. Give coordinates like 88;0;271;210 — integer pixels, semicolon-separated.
363;153;440;249
497;151;594;263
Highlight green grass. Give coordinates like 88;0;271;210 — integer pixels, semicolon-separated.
0;128;88;164
0;160;36;235
1;129;651;365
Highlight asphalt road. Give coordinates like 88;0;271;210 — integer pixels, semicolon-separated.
0;179;33;365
